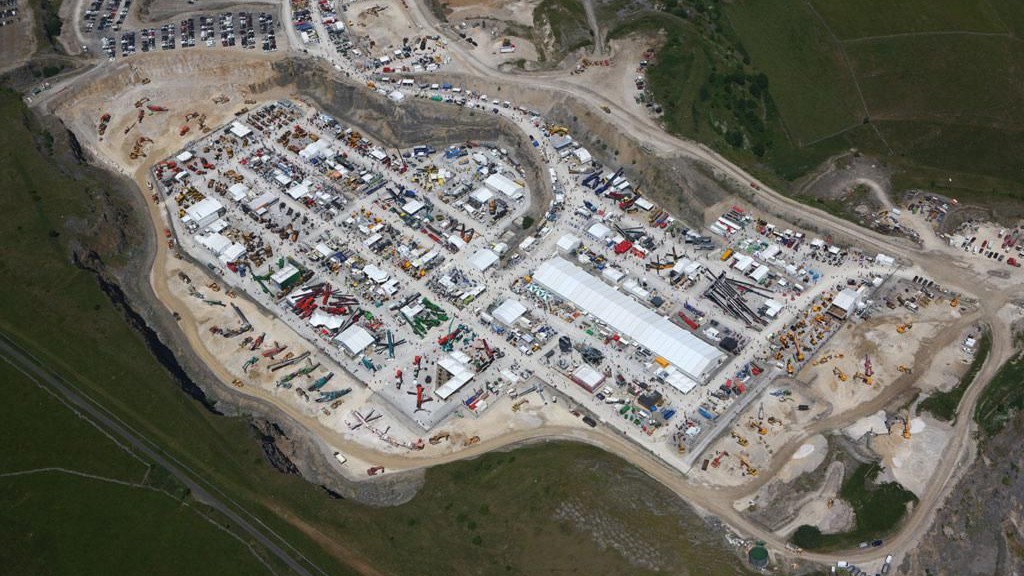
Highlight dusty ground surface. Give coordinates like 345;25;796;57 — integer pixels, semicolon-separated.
0;0;37;73
442;0;539;28
348;0;419;53
136;0;276;23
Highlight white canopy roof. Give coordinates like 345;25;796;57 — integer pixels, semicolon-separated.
228;183;250;201
483;173;524;199
492;299;527;326
556;233;581;253
469;187;494;204
335;325;374;355
435;354;475;400
469;249;499;272
534;258;724;381
587;222;611;240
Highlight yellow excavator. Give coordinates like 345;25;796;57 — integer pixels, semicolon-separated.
897;365;913;374
731;432;749;447
833;366;848;382
739;457;759;477
854;371;874;386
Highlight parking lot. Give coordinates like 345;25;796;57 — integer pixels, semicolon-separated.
87;6;278;59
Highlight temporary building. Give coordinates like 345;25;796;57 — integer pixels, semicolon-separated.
587;222;611;240
749;265;770;283
571;364;605;393
759;244;781;261
664;369;697;395
229;121;253;139
875;253;895;266
335;325;374;356
175;151;194;163
549;135;573;150
228;183;250;202
219;243;246;263
270;264;300;290
733;253;755;273
362;263;389;284
184;198;225;229
388;90;406;102
492;299;527;326
197;232;231;256
435;354;475;400
403;199;425;214
447;234;467;251
483;173;524;200
574;148;592;164
468;187;494;205
309;309;344;331
247;192;278;213
534;258;725;382
556;233;581;254
287;183;310;200
601;266;625;284
469;249;499;272
763;299;784;318
828;288;860;319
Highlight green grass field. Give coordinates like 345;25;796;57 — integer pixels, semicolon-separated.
791;463;917;551
0;361;279;576
919;331;991;422
809;0;1008;39
975;351;1024;437
632;0;1024;215
0;88;756;575
723;0;864;145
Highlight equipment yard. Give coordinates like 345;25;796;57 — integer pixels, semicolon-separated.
15;0;1024;574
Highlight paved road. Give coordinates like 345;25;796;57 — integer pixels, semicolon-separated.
0;331;320;576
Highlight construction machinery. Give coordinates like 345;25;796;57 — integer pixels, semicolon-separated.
464;435;481;447
833;366;848;382
902;412;912;439
731;432;749;447
407;383;433;413
748;419;768;436
864;355;874;378
512;399;529;412
710;450;729;468
794;337;804;362
853;371;874;386
950;297;959;308
739;457;758;477
786;360;794;376
429;432;450;445
896;323;912;334
897;365;913;374
367;466;384;476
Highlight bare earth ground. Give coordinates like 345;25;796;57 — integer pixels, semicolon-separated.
0;0;38;72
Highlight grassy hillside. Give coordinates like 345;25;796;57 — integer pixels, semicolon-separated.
630;0;1024;216
0;87;756;575
0;361;279;576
